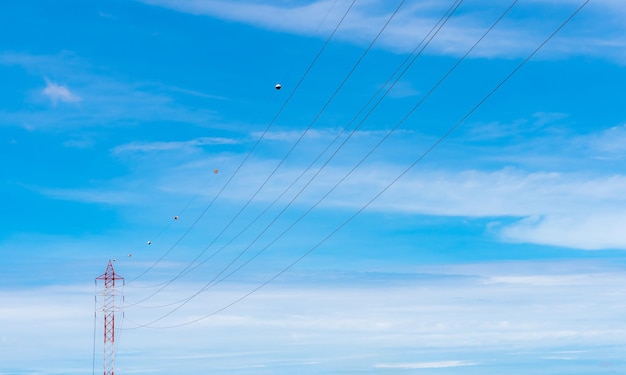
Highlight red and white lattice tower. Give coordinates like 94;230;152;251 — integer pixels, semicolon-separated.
96;260;124;375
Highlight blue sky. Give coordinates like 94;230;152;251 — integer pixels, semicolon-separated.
1;0;626;374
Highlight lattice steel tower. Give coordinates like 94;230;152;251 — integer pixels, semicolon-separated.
96;260;124;375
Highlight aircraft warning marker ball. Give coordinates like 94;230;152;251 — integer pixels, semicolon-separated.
275;83;281;90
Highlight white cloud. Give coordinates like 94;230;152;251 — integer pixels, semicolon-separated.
486;274;595;287
243;160;626;250
500;213;626;250
112;137;239;154
376;360;478;369
3;261;626;374
385;80;421;98
249;128;344;143
36;185;142;205
40;150;626;250
0;52;221;130
140;0;347;34
25;122;626;250
359;168;626;250
369;169;626;217
137;0;626;61
587;124;626;158
98;10;117;19
164;85;227;101
42;78;81;105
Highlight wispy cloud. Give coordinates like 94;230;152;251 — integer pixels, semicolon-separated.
137;0;626;61
376;360;478;369
499;213;626;250
98;10;117;19
0;52;220;130
42;78;81;105
250;128;336;143
587;124;626;158
38;119;626;251
3;260;625;373
112;137;240;154
131;158;626;250
37;186;141;205
164;85;227;101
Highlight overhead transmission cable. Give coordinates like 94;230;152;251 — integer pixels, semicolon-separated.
127;0;472;317
125;0;465;315
126;0;358;285
124;0;409;308
124;0;590;328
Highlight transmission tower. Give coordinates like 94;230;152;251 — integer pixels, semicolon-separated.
96;260;124;375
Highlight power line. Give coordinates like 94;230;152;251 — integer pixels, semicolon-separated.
125;0;590;329
124;0;467;321
124;0;463;313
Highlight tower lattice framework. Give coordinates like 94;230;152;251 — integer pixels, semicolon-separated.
96;260;124;375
